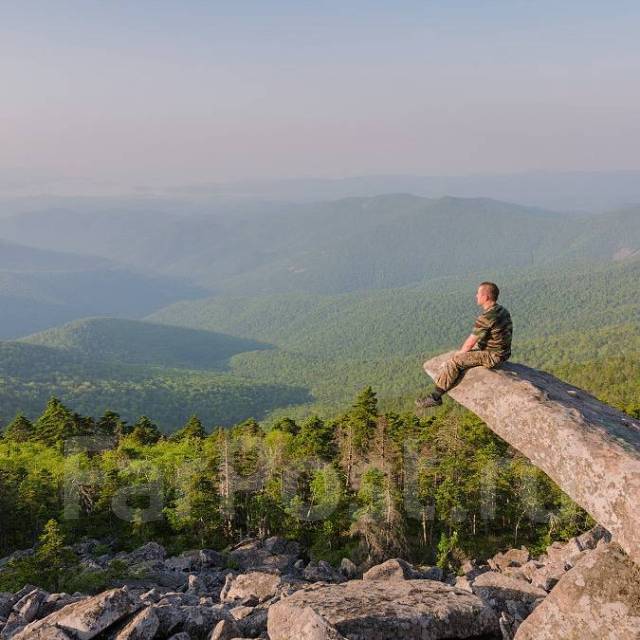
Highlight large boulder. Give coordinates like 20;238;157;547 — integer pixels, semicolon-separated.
302;561;345;584
12;624;73;639
209;619;242;640
114;606;160;639
12;588;47;623
472;571;546;611
125;543;166;564
489;547;530;572
0;594;13;620
514;542;640;639
339;558;358;580
228;538;301;574
12;588;138;640
179;604;229;639
423;353;640;566
471;571;546;637
220;571;282;604
268;579;499;639
362;558;419;581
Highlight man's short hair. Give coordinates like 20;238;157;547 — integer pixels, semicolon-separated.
479;281;500;301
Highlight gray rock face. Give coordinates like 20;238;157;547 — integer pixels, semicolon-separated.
514;542;640;640
267;579;499;640
423;352;640;565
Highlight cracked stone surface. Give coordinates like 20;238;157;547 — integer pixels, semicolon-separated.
268;579;499;640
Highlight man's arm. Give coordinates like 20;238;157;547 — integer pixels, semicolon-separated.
458;333;478;353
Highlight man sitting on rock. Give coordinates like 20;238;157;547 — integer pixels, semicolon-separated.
415;281;512;408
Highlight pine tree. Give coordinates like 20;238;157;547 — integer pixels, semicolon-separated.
35;519;79;591
350;387;378;452
3;414;35;443
97;410;129;440
34;397;82;447
171;415;207;441
129;416;162;446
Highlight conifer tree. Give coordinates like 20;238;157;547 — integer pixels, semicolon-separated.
172;415;207;441
34;397;82;447
97;410;129;440
129;416;162;445
3;414;35;443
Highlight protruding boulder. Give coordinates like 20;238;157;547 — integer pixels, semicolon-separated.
423;352;640;565
514;542;640;639
268;579;499;640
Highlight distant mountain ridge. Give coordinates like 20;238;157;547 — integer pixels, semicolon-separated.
0;238;112;271
0;195;620;296
0;239;206;339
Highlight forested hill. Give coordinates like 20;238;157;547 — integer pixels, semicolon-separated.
0;338;309;429
3;196;640;296
20;317;271;370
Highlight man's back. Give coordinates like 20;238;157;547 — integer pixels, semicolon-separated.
473;303;512;359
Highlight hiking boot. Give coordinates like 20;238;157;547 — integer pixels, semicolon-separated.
415;394;442;409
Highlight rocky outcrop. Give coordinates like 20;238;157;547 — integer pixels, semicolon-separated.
0;529;634;639
424;352;640;565
267;580;499;640
514;542;640;639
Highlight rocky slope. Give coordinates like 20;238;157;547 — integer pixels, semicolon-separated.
1;524;634;640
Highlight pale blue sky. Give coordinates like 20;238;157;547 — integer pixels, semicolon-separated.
2;1;639;184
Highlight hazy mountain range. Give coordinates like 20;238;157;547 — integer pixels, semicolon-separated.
3;170;640;211
0;192;639;426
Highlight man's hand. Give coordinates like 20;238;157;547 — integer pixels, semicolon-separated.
458;333;478;353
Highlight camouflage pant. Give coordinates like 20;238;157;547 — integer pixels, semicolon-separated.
435;350;504;393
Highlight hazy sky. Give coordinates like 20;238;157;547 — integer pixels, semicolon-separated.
2;1;640;185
